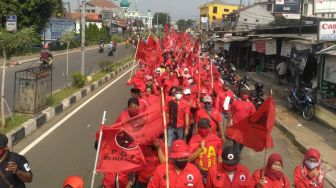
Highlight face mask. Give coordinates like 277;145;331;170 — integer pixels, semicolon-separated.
305;160;319;170
188;79;193;85
204;103;212;111
129;108;139;117
0;148;6;157
198;128;209;137
223;163;238;172
175;94;183;100
241;95;249;100
267;168;284;180
173;159;188;170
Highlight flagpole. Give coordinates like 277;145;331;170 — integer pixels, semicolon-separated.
90;111;106;188
210;57;214;90
198;47;201;101
160;87;170;188
129;38;141;81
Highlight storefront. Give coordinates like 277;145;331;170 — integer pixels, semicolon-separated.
251;38;277;73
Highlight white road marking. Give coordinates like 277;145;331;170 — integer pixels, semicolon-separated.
19;65;136;155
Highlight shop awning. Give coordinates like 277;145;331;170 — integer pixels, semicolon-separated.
316;45;336;56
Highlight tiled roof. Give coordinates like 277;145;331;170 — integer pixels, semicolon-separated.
66;13;102;22
86;0;119;9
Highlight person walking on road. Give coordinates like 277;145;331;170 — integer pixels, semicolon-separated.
276;60;288;85
0;133;33;188
294;148;325;188
206;146;251;188
252;153;290;188
148;140;204;188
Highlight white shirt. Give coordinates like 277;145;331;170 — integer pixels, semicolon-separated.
276;62;288;75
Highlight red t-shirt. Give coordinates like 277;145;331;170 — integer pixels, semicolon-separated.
189;133;223;171
206;163;252;188
103;172;128;188
148;163;204;188
142;95;159;107
166;99;190;128
217;90;235;113
230;100;256;124
252;168;290;188
164;78;179;94
195;108;222;134
294;165;324;188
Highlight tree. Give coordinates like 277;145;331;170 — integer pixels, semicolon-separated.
176;19;196;32
152;12;171;28
0;28;38;128
0;0;64;31
60;31;75;80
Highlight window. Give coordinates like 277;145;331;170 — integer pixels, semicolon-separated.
256;19;259;22
213;16;217;20
213;6;218;13
224;8;229;12
243;18;247;22
267;4;272;11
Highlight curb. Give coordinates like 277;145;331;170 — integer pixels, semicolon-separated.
6;61;134;147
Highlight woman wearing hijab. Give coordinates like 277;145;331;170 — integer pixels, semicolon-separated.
294;148;324;188
252;153;290;188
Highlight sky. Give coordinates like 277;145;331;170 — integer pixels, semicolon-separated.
64;0;250;21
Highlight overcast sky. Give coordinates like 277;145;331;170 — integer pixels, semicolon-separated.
64;0;251;21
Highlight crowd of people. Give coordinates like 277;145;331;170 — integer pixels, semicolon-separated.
91;32;326;188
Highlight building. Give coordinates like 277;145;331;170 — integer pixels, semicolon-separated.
199;0;239;30
85;0;125;19
227;4;275;31
120;0;153;29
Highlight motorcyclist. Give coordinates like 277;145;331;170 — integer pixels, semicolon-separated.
98;40;104;52
40;44;53;67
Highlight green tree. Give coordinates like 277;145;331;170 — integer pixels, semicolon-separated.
0;0;64;31
152;12;171;28
60;31;75;80
176;19;187;31
0;28;38;128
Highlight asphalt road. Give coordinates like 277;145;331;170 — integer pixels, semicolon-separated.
0;44;134;114
13;67;333;188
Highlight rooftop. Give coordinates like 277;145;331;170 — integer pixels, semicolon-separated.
86;0;119;9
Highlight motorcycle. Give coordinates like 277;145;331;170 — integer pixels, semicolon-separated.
107;48;114;56
235;76;251;96
249;82;265;109
39;58;53;71
98;44;104;53
287;85;315;120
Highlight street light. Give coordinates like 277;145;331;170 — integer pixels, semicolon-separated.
81;0;86;75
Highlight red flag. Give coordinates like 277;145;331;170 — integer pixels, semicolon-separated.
225;96;276;152
114;99;164;144
96;127;146;173
136;40;147;61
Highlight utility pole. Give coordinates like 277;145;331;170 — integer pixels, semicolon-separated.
81;0;86;75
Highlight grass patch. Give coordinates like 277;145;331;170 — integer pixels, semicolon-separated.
91;71;107;82
0;114;31;134
47;87;80;106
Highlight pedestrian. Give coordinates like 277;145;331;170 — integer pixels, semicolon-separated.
217;81;235;132
142;86;158;107
0;133;33;188
166;88;190;147
276;60;288;85
130;88;149;112
148;140;204;188
188;118;223;184
252;153;290;188
195;95;224;141
63;176;84;188
206;146;251;188
294;148;324;188
226;88;256;154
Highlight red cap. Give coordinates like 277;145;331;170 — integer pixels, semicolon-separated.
170;140;190;159
63;176;84;188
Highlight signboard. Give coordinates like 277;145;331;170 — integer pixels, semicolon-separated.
314;0;336;14
49;18;76;40
201;17;208;23
282;14;300;19
274;0;300;19
265;40;277;55
291;47;310;73
6;15;17;32
281;40;292;57
318;21;336;41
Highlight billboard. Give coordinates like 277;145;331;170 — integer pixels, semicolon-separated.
318;21;336;41
6;15;17;32
274;0;301;15
49;18;76;40
314;0;336;14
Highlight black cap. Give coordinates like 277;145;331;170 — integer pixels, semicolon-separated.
0;133;8;148
222;146;240;165
131;88;141;94
198;118;210;128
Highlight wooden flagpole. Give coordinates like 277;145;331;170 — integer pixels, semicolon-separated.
90;111;106;188
129;38;140;81
160;87;170;188
210;57;214;90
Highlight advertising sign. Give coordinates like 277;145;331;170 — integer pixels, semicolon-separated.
274;0;300;18
323;56;336;84
319;21;336;41
201;17;209;30
6;15;17;32
50;18;76;40
314;0;336;14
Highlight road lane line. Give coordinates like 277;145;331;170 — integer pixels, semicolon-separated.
19;65;136;155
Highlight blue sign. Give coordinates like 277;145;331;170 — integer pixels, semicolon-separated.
49;18;76;40
6;15;17;31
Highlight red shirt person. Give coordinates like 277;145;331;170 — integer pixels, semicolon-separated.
206;146;252;188
148;140;204;188
188;118;223;184
252;153;290;188
294;148;325;188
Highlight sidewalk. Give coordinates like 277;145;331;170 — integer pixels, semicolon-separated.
245;71;336;187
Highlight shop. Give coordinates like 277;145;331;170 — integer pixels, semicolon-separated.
251;38;277;73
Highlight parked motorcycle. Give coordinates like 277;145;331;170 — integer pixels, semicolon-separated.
287;85;315;120
250;82;265;109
